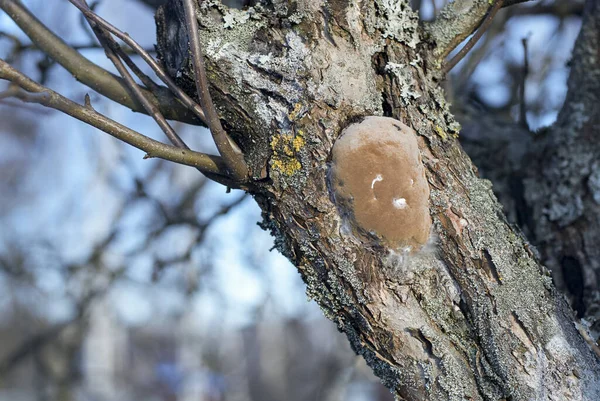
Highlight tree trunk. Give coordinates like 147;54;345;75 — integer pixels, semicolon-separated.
156;1;600;399
458;1;600;345
521;0;600;339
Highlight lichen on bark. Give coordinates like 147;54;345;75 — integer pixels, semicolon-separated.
156;0;600;399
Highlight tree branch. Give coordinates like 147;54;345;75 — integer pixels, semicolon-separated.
66;0;209;125
81;7;190;151
0;0;201;124
182;0;249;181
505;1;585;18
77;6;241;187
155;2;600;397
442;0;504;74
0;59;231;176
425;0;532;66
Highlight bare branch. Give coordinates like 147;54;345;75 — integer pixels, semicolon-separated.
99;37;163;95
506;1;584;18
442;0;504;74
182;0;249;181
502;0;543;7
81;7;190;151
70;1;251;188
0;0;201;124
0;318;76;377
425;0;531;66
67;0;208;125
519;37;529;129
0;59;230;176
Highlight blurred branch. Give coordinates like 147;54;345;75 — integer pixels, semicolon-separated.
0;60;233;177
449;12;506;89
506;1;585;18
0;0;202;125
519;37;529;129
0;318;76;377
442;0;504;74
426;0;532;65
182;0;249;181
447;0;581;86
139;193;248;260
0;287;100;378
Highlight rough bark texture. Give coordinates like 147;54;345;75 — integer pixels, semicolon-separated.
156;1;600;399
460;1;600;342
521;0;600;338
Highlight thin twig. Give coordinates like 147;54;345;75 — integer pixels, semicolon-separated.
67;0;208;125
78;0;100;45
431;0;438;19
0;0;200;124
112;45;162;94
4;40;157;55
76;5;243;187
182;0;249;181
426;0;529;64
443;0;504;74
506;1;584;18
0;84;19;100
81;7;189;150
519;37;529;130
0;59;232;177
452;11;506;90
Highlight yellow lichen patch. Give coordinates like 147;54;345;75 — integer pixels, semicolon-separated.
434;125;447;140
270;131;305;176
293;130;306;152
288;103;303;121
271;159;302;176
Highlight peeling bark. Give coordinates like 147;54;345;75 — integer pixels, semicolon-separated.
156;1;600;399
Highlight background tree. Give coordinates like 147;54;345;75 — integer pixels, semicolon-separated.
0;0;598;400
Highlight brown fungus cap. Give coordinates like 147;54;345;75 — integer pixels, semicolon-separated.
330;116;431;250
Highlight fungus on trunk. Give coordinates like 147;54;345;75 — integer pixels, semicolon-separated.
330;116;431;251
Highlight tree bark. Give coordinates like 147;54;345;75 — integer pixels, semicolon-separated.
521;0;600;338
156;1;600;399
459;0;600;343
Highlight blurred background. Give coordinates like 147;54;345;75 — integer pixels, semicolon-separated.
0;0;584;400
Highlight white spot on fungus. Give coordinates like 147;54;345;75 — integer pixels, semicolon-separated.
393;198;408;209
330;116;431;249
371;174;383;189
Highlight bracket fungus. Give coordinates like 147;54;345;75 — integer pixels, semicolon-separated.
329;116;432;250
